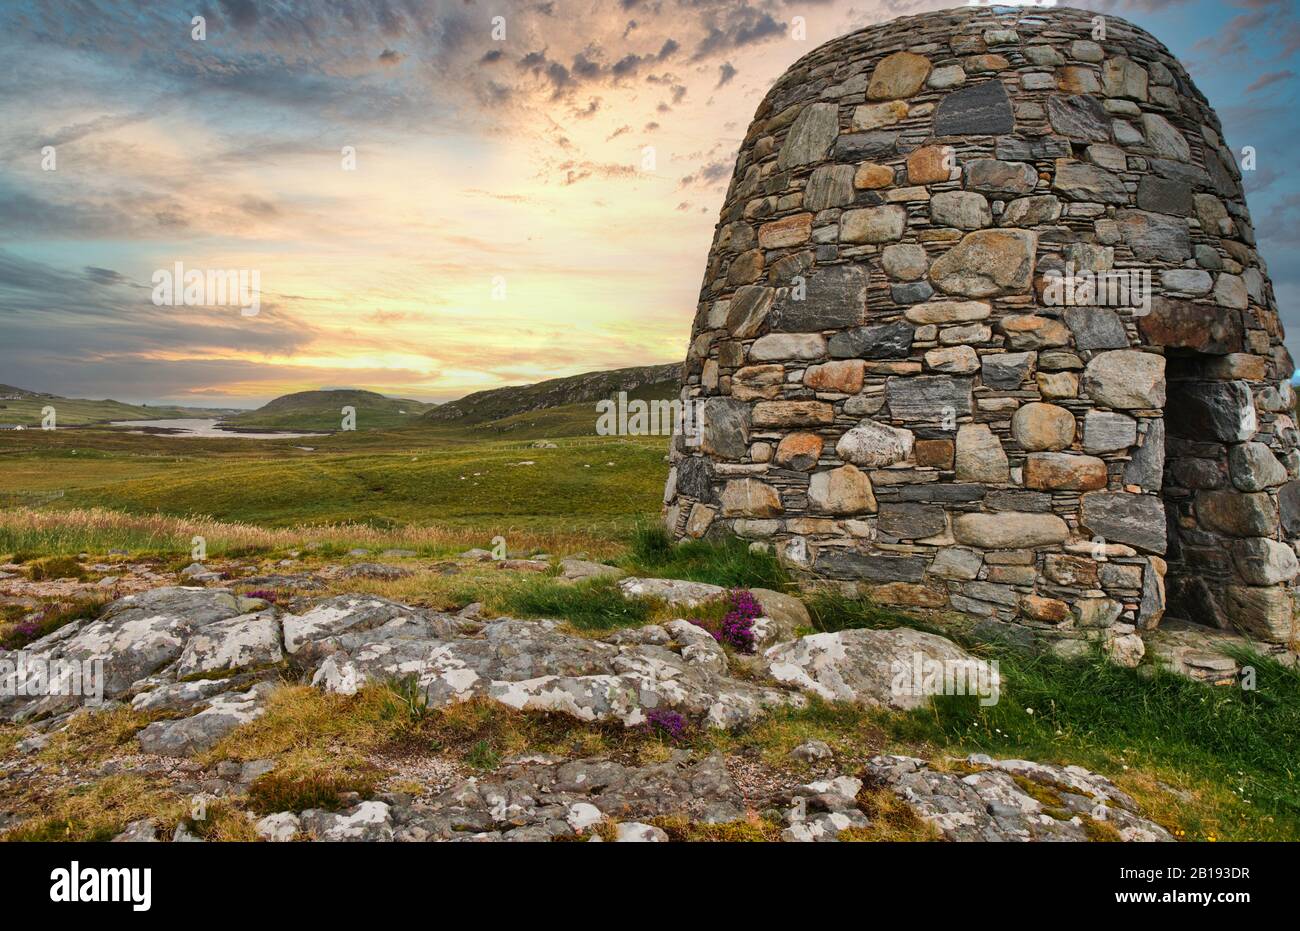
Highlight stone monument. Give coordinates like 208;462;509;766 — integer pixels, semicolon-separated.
663;5;1298;658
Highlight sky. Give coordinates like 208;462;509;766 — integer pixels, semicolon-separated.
0;0;1297;408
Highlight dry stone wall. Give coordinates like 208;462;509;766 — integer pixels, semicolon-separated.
664;5;1299;653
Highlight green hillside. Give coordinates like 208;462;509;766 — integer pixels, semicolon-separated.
424;363;679;426
220;389;434;431
0;385;238;427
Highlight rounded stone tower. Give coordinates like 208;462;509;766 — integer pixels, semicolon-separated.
664;5;1299;658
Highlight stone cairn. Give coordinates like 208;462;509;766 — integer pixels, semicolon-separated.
664;6;1299;654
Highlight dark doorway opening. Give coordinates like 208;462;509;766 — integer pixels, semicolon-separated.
1162;351;1236;628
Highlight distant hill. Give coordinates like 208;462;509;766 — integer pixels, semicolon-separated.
220;389;435;431
1;365;684;437
0;385;240;427
424;363;680;427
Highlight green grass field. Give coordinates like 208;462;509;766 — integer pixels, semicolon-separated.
0;420;667;533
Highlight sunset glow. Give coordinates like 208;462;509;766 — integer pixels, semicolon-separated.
2;0;1297;406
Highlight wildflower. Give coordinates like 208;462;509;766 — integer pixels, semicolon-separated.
717;588;761;653
686;589;764;653
643;708;688;743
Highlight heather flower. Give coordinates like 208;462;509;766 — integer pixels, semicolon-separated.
719;612;755;653
684;590;764;653
2;615;47;650
717;588;762;654
643;708;688;743
246;589;279;603
728;589;762;621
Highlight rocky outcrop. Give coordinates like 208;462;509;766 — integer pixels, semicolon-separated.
102;747;1174;843
226;750;1172;843
308;611;801;728
2;584;1190;843
865;754;1174;842
764;628;998;710
0;587;268;722
0;581;1003;757
386;752;744;842
136;685;274;756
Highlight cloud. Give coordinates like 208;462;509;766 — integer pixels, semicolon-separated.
1243;164;1284;194
1192;0;1298;65
1256;191;1300;246
572;50;603;80
82;266;133;287
1246;68;1295;92
217;0;260;31
554;159;640;185
612;53;644;77
678;159;731;188
693;7;784;60
4;0;1298;398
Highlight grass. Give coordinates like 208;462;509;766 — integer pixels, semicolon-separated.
699;696;894;770
246;762;381;815
0;427;666;531
0;506;624;561
23;555;87;581
624;523;789;589
204;684;416;763
3;775;184;842
915;650;1300;840
843;788;942;842
807;588;950;635
502;576;652;630
186;800;261;841
209;683;658;777
412;696;641;765
650;814;784;842
37;705;156;764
